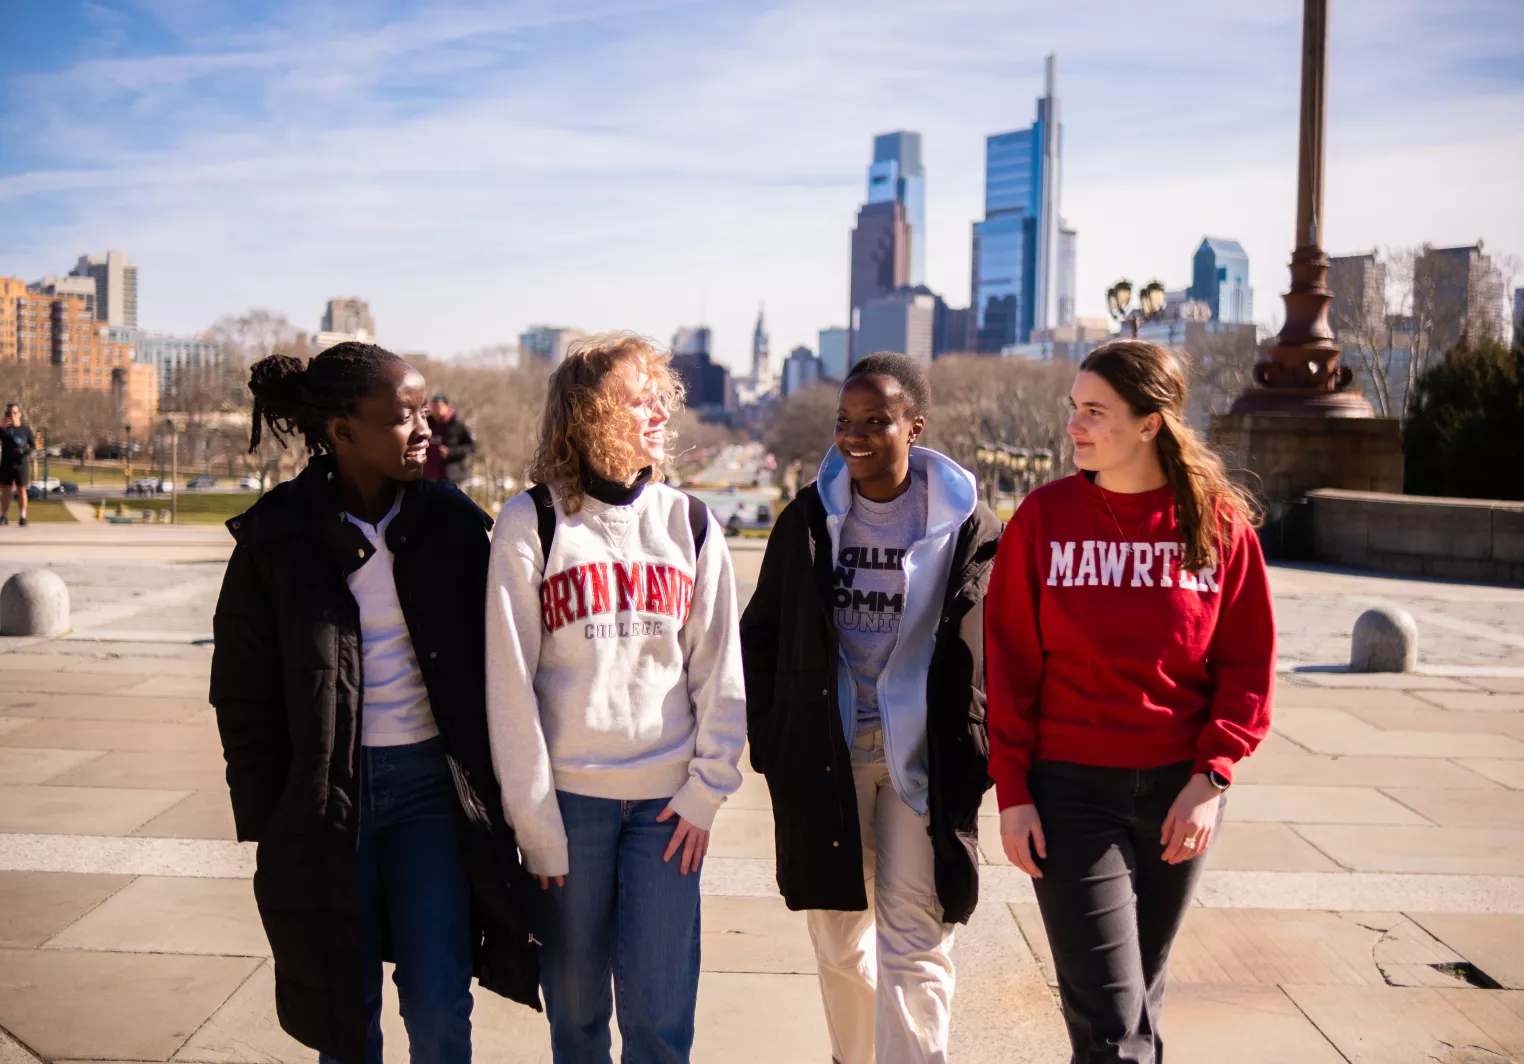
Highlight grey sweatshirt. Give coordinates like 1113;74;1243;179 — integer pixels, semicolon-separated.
484;481;747;877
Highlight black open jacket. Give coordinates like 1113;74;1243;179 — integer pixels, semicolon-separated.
739;482;1002;924
209;457;539;1063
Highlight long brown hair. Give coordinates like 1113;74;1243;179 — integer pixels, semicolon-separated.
529;331;684;515
1078;340;1260;570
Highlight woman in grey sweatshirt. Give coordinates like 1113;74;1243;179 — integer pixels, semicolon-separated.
485;331;746;1064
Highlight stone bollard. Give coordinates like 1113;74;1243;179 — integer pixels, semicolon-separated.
0;569;70;637
1351;606;1418;673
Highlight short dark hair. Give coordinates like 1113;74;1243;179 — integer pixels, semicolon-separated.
842;352;931;419
430;394;450;405
247;342;406;454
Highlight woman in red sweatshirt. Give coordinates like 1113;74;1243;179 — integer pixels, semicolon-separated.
986;339;1274;1063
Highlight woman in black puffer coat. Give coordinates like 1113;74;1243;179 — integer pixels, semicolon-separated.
211;342;538;1064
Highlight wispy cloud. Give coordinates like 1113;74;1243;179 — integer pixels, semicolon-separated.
1;0;1520;368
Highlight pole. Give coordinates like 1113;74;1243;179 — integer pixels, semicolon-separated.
170;426;179;525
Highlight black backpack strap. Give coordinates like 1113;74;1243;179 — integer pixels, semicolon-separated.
684;492;709;557
527;483;557;565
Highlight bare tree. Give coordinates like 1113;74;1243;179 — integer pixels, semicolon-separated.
763;384;840;486
921;356;1074;481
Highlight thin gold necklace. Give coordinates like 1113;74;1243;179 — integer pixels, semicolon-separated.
1098;488;1155;557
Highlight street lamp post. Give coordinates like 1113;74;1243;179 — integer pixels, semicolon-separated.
124;424;133;490
165;418;179;525
1107;279;1169;338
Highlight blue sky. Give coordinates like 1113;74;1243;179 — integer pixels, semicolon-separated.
2;0;1521;372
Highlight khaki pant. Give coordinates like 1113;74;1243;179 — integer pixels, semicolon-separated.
807;728;956;1064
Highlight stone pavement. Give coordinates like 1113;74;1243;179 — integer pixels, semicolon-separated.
0;525;1523;1062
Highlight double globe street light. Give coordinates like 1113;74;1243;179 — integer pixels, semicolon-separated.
1106;278;1169;338
974;442;1055;505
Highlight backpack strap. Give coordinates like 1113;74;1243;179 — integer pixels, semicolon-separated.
684;492;709;557
527;483;557;565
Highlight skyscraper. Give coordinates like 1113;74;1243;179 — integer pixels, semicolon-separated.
1514;287;1523;332
69;250;137;328
855;288;936;367
848;200;910;362
1189;238;1254;324
1413;243;1506;348
323;298;375;337
969;55;1071;352
1327;252;1386;335
868;132;926;287
751;305;771;388
817;327;849;381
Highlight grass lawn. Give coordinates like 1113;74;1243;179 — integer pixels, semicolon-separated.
95;491;259;524
8;498;78;522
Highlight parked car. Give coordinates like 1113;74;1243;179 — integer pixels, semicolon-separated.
60;482;79;494
237;475;262;491
33;477;61;494
186;475;217;490
126;477;163;496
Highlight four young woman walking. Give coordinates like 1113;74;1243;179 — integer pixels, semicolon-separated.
213;334;1273;1064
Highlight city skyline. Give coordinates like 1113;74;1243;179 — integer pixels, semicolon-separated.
2;1;1520;376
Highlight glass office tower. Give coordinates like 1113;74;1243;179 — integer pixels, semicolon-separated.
868;131;926;288
1189;238;1255;325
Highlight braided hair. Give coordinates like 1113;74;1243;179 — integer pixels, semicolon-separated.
247;342;405;454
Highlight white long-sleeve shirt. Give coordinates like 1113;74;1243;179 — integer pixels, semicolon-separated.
484;481;747;877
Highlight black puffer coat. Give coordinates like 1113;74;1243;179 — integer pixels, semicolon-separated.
739;483;1002;924
210;457;539;1063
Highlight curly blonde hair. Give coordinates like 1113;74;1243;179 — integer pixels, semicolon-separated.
529;331;685;514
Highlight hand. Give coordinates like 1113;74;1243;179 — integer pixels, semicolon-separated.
1161;774;1222;864
999;803;1046;879
437;445;450;457
536;874;565;890
656;806;710;875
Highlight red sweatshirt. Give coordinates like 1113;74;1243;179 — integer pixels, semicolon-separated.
985;473;1275;810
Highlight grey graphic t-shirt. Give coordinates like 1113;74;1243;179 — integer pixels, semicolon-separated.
833;472;928;734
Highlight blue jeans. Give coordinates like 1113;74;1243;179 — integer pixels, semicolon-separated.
538;792;703;1064
320;737;473;1064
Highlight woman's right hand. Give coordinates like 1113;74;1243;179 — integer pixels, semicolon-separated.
537;875;565;890
1000;804;1047;879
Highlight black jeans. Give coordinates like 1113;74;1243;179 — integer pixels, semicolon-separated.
1028;760;1222;1064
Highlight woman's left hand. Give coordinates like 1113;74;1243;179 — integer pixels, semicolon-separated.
1160;773;1222;864
657;806;710;875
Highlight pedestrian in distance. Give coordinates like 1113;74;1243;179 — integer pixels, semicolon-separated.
986;339;1275;1064
485;331;746;1064
424;394;476;484
0;403;37;526
740;353;1002;1064
210;342;539;1064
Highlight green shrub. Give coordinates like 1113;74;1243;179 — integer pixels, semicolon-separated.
1403;334;1524;500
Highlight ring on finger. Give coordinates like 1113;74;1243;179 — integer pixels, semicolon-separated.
1182;836;1199;850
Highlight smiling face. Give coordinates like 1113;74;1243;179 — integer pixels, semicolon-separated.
1067;370;1160;474
835;373;924;491
328;360;433;482
612;356;671;469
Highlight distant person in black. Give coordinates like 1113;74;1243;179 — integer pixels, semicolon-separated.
424;395;476;485
0;404;36;527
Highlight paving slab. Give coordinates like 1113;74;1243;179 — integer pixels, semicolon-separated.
1282;984;1524;1063
689;972;831;1064
977;815;1009;866
1458;759;1524;790
121;675;216;700
0;748;103;785
0;783;190;834
0;717;34;736
1410;912;1524;990
724;771;773;810
172;962;315;1064
1275;686;1435;711
707;807;776;860
1348;705;1524;740
1274;706;1524;759
0;718;221;754
1205;822;1345;872
0;670;143;695
1291;672;1473;691
1465;677;1524;694
1227;783;1432;825
1234;751;1501;789
699;895;815;974
947;896;1069;1063
1417;690;1524;712
0;948;259;1062
0;693;210;723
1193;869;1524;914
1158;984;1346;1063
47;749;230;791
0;870;132;947
0;1027;43;1064
43;875;266;957
1296;825;1524;876
133;789;238;840
1382;787;1524;829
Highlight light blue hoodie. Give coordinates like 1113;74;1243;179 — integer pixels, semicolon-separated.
815;444;980;815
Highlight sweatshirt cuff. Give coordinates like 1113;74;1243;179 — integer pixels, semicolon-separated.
1192;755;1235;783
518;841;569;879
667;778;724;831
994;773;1032;811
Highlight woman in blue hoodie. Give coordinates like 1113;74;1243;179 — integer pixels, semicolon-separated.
741;353;1002;1064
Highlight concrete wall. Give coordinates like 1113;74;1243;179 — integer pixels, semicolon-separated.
1308;489;1524;584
